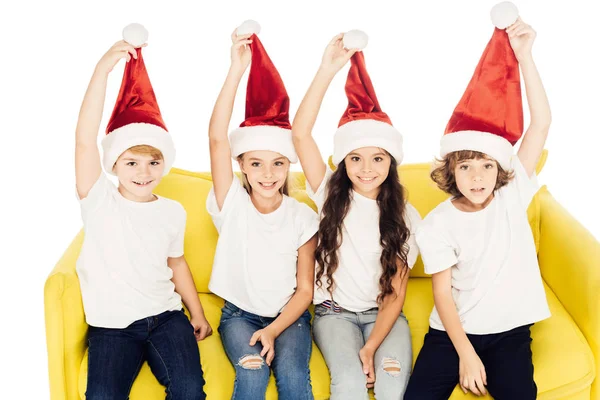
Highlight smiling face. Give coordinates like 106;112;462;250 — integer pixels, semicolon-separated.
343;147;391;199
453;156;499;206
238;150;290;200
113;146;164;202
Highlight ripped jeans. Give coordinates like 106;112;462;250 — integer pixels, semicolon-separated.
218;301;314;400
313;303;412;400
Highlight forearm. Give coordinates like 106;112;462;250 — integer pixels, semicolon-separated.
435;289;473;357
267;287;313;337
519;55;551;130
75;68;110;147
209;66;245;142
364;292;405;351
293;67;336;139
171;264;204;319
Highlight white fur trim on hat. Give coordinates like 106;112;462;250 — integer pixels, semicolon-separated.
229;125;298;163
440;130;513;169
332;119;403;165
101;123;176;176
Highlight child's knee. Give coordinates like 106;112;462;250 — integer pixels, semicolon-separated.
237;354;265;370
380;357;403;377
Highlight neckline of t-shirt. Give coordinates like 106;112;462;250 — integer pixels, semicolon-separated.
446;195;496;215
251;195;288;216
352;190;377;203
116;190;164;207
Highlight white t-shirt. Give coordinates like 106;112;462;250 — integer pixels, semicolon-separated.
416;156;551;334
307;167;421;312
207;177;319;318
76;173;184;329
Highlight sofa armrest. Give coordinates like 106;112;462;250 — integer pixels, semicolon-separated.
537;187;599;399
44;230;87;400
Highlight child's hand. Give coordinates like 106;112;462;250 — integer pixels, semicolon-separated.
506;18;536;61
230;30;253;72
359;345;376;389
96;40;144;75
190;315;212;341
459;349;487;396
319;33;358;75
249;326;277;366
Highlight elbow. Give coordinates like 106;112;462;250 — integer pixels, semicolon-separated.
296;286;314;308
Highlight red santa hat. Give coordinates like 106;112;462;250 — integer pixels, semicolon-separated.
332;30;403;166
440;2;522;170
101;23;175;175
229;20;297;163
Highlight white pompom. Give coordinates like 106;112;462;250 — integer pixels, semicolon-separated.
343;29;368;50
122;23;149;48
236;20;261;36
490;2;519;29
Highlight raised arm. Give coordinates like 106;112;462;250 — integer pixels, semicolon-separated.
75;41;138;199
293;33;356;192
209;31;253;210
508;19;552;177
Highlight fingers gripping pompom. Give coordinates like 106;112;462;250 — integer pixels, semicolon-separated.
490;2;519;29
236;20;261;36
343;29;368;50
122;23;149;47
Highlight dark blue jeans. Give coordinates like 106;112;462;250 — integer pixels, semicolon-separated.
405;324;536;400
86;309;206;400
218;301;314;400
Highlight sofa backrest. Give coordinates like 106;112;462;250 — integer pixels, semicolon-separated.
154;152;547;293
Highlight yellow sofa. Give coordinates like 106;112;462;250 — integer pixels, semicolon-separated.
45;153;599;399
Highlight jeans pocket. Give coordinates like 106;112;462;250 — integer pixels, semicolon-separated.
313;304;330;317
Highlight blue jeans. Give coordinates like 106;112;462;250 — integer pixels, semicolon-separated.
218;301;314;400
86;309;206;400
313;304;412;400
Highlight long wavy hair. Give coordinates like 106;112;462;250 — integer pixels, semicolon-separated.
315;156;411;304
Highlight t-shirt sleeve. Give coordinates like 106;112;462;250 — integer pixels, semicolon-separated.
78;173;114;223
505;155;541;209
415;220;458;275
206;176;247;233
405;203;422;269
296;202;320;249
169;205;187;258
305;166;334;212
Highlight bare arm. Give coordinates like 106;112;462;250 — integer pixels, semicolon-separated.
293;34;356;192
433;268;487;396
168;255;212;341
249;235;317;365
507;19;551;177
76;41;138;199
358;265;409;387
209;32;253;210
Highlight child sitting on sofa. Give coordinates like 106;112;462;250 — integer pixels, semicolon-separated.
74;24;210;399
405;6;551;399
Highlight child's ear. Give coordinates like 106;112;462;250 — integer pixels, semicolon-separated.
237;158;245;173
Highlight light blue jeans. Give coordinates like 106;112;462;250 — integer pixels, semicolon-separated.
313;304;412;400
218;301;314;400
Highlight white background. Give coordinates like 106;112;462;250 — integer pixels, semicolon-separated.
1;0;598;397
